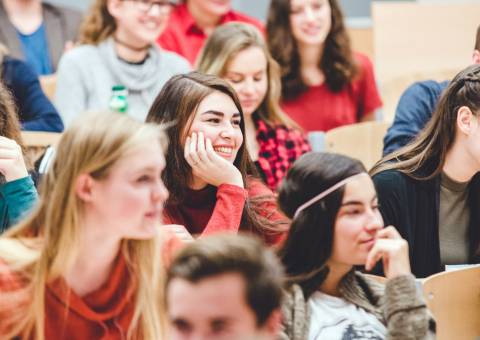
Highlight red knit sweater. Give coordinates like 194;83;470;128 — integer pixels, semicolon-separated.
163;179;288;245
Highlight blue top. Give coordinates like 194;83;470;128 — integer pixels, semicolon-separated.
2;56;64;132
0;176;37;233
16;23;53;75
383;80;450;156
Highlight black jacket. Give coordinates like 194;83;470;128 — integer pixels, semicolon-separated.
373;169;480;278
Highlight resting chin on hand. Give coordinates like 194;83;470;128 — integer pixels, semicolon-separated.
0;136;29;182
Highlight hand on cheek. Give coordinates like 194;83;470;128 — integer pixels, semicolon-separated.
364;226;411;279
184;132;244;188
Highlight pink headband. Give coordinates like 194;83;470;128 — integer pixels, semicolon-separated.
293;172;369;219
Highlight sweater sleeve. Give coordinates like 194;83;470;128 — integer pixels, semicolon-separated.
3;58;63;132
0;176;37;232
54;50;89;127
199;183;248;237
384;275;434;340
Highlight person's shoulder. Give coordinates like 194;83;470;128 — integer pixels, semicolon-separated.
158;49;190;70
2;56;33;74
229;11;264;31
353;52;374;69
42;2;82;20
59;44;101;65
372;169;410;188
406;79;449;96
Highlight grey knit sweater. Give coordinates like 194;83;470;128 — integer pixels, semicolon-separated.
279;272;435;340
54;38;190;126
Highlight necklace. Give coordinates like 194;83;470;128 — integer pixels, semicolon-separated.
113;36;151;52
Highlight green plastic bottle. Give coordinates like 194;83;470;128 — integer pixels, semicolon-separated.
109;85;128;113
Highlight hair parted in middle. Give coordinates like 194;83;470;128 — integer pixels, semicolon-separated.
165;233;284;326
0;111;168;340
277;152;365;298
196;22;298;128
267;0;358;99
146;71;285;238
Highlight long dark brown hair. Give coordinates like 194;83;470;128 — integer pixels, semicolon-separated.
370;64;480;180
267;0;358;99
278;152;365;298
146;72;287;238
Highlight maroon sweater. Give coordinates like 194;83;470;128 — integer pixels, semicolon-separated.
163;180;287;245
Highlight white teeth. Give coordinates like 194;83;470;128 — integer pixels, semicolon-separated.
214;147;233;154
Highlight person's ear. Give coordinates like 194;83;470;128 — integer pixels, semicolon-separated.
261;309;283;337
472;49;480;65
75;174;95;203
456;106;476;136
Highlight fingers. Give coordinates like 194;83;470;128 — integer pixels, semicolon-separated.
184;134;201;168
163;224;194;242
376;225;402;240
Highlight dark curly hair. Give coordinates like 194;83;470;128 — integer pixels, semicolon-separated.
267;0;358;99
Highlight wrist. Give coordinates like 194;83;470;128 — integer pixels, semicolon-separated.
4;166;28;182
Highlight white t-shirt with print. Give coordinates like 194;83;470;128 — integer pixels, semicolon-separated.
308;291;387;340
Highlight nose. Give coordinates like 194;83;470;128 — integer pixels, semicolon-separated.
219;121;235;139
364;208;383;234
304;5;316;22
153;178;169;203
240;78;256;96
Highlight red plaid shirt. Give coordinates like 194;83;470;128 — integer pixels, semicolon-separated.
255;116;311;191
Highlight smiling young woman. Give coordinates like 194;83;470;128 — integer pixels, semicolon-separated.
54;0;190;126
146;72;289;246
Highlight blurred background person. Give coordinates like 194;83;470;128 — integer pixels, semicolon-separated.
0;43;63;132
267;0;382;132
158;0;263;65
0;0;82;75
54;0;190;126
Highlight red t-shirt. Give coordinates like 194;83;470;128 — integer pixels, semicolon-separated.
157;3;264;65
281;53;382;132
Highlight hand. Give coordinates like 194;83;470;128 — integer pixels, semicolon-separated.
63;40;76;53
184;132;244;188
163;224;194;242
0;137;28;182
365;226;411;279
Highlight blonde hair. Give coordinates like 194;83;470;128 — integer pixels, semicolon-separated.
0;111;167;339
196;22;298;128
78;0;116;45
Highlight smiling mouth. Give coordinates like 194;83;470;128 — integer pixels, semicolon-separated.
213;146;234;155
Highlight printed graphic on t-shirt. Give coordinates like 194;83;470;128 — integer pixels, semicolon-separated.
308;291;386;340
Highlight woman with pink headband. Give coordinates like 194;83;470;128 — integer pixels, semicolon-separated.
276;152;433;340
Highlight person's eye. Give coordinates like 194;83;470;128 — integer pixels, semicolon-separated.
172;320;191;333
372;204;380;211
232;119;241;126
228;78;243;84
290;6;303;14
254;75;264;82
211;321;227;334
137;174;152;183
206;118;221;123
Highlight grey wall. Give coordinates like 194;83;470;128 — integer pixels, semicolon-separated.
47;0;374;19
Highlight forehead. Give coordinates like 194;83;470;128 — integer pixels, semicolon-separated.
226;47;267;73
194;91;239;117
113;141;165;171
167;273;252;318
341;174;376;203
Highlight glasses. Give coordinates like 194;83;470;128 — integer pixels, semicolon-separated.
124;0;175;14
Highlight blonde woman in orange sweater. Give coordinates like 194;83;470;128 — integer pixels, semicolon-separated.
0;111;170;339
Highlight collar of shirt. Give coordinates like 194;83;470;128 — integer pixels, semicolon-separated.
177;3;237;36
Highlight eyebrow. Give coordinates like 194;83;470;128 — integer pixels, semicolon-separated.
201;111;241;118
341;196;378;207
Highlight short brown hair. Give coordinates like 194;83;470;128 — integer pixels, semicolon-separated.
165;234;284;326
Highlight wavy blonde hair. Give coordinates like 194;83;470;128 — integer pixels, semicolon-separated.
0;111;167;339
78;0;117;45
196;22;298;128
